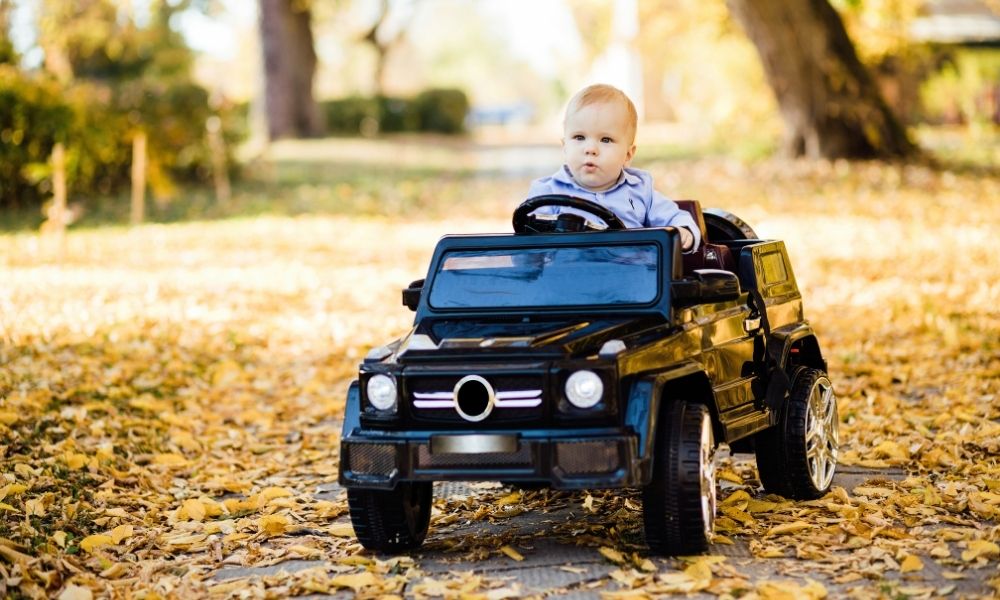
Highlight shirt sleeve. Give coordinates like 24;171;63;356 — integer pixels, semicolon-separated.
525;178;558;215
646;189;702;252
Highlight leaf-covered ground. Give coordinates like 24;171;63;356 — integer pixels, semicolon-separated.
1;158;998;599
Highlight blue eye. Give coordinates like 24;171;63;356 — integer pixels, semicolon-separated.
601;137;613;143
573;135;585;141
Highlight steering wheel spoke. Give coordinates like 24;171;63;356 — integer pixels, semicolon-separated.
513;195;627;234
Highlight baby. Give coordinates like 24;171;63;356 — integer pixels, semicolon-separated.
526;84;700;251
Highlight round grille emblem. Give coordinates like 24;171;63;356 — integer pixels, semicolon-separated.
453;375;495;422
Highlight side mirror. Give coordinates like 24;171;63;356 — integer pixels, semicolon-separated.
402;279;424;312
672;269;741;305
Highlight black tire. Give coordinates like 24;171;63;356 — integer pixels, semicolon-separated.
642;402;716;555
347;481;433;553
755;368;839;499
703;208;758;241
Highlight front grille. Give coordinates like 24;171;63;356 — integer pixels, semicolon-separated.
416;443;533;469
407;373;545;424
556;441;620;475
346;443;397;476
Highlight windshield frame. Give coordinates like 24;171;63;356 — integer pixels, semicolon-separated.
416;229;679;321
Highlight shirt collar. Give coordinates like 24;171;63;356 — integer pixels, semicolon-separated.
553;165;641;192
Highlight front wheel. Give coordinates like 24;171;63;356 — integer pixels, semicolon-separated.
642;402;717;555
347;481;433;553
755;368;839;499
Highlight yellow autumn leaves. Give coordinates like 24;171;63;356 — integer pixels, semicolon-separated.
78;525;133;553
1;159;998;598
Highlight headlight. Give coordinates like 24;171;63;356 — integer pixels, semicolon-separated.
565;370;603;408
366;374;397;411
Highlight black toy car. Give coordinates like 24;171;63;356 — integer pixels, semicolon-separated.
338;195;839;555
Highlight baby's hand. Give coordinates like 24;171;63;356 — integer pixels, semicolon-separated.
679;227;694;251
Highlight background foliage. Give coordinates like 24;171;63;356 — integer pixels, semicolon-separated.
0;0;244;214
321;87;469;136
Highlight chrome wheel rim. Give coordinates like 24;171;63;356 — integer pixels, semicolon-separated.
698;412;717;539
805;376;838;491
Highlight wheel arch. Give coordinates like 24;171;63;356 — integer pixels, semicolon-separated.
658;371;719;439
627;363;719;484
771;324;827;374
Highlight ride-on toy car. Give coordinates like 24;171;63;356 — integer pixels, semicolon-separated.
338;195;838;555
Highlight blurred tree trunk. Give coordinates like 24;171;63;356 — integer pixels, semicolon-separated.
360;0;420;96
726;0;917;159
259;0;324;139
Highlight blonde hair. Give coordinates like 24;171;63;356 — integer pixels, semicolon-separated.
564;84;638;143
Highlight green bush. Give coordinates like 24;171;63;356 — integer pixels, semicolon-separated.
920;48;1000;126
0;66;244;213
0;66;74;208
321;88;468;136
377;95;421;133
414;88;469;134
322;96;381;136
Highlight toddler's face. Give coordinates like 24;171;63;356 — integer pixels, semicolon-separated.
562;101;636;192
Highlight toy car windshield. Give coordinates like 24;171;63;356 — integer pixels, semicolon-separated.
428;244;660;309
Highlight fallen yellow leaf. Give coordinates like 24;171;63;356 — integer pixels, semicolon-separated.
756;578;827;599
0;483;27;501
683;559;714;586
257;514;289;535
500;545;524;561
152;453;188;467
638;557;657;572
178;498;207;521
746;498;782;513
100;562;128;579
64;453;88;470
717;468;744;484
961;540;1000;562
328;522;355;537
110;524;133;544
79;534;114;553
259;486;294;501
720;490;751;507
900;554;924;573
288;544;322;557
873;440;908;461
766;521;814;536
496;491;522;507
720;506;755;527
57;584;93;600
129;396;172;413
330;572;378;592
599;546;626;564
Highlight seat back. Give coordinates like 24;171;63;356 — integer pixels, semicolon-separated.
674;199;736;274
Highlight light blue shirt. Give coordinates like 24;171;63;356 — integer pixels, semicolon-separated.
526;166;701;251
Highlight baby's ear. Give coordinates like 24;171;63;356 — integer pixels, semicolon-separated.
625;143;637;165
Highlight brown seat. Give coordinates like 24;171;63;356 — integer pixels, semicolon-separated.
675;199;736;274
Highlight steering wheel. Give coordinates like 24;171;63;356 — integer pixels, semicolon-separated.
512;195;627;234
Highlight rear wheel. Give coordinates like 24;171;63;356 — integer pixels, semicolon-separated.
643;402;716;555
756;368;839;499
347;481;433;553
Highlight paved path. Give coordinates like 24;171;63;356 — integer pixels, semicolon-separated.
211;459;996;598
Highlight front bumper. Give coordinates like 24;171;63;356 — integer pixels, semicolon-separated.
339;429;643;490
